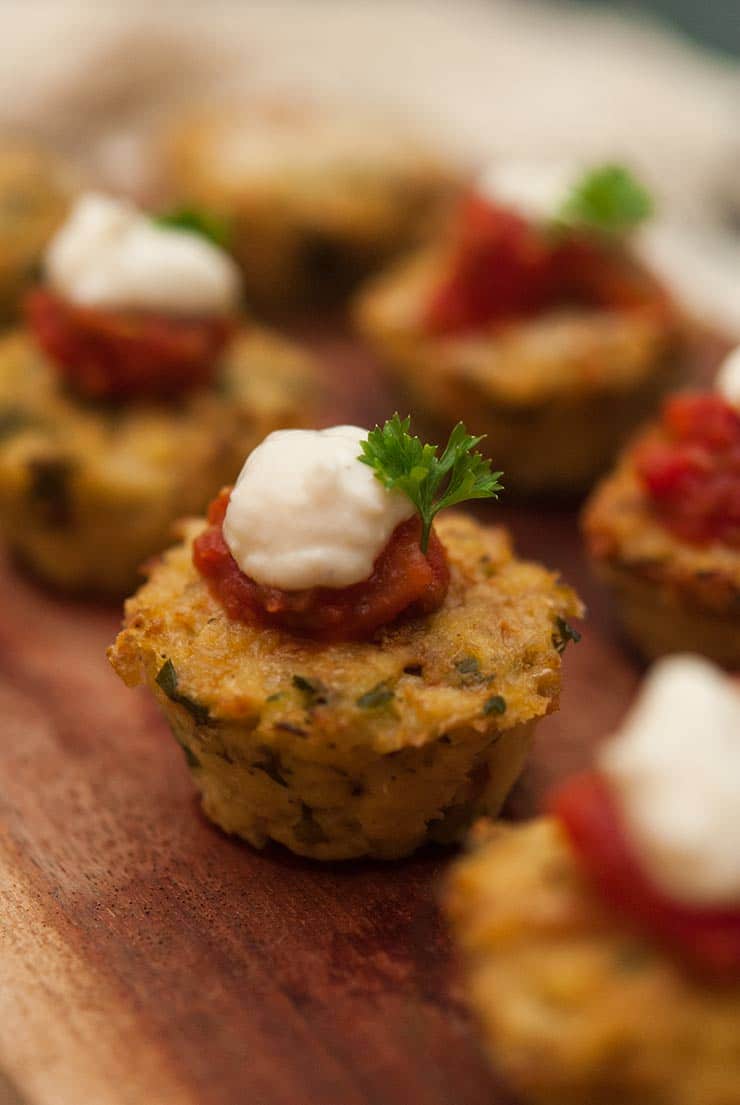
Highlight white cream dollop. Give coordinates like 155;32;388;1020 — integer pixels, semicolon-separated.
598;655;740;907
45;192;241;316
475;159;579;222
715;344;740;409
222;426;415;590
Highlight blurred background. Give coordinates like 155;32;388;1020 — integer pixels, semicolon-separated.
1;0;738;329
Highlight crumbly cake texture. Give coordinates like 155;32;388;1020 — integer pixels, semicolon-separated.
444;818;740;1105
160;106;459;307
0;329;317;595
583;440;740;665
355;248;692;495
109;512;582;860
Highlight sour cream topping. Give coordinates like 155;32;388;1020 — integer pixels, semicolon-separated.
599;654;740;906
715;344;740;409
475;159;580;223
45;192;241;316
222;426;415;590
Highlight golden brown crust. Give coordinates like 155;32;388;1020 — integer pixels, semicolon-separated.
444;817;740;1105
159;103;459;306
0;329;318;595
355;248;692;494
108;513;582;858
583;434;740;664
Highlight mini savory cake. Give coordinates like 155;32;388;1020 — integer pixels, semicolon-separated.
109;418;582;860
583;346;740;665
0;193;317;595
445;655;740;1105
0;141;77;318
356;162;692;495
159;101;458;308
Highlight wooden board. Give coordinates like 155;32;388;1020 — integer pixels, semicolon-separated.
0;326;722;1105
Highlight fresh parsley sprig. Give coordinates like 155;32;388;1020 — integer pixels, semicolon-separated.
358;415;503;554
153;207;232;249
557;164;653;235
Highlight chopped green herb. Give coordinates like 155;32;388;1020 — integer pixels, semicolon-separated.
455;655;491;687
252;746;289;787
455;656;480;677
552;617;582;654
483;694;506;716
292;674;328;707
155;659;211;725
153;207;231;249
558;164;653;234
356;682;395;709
265;692;283;703
359;414;503;553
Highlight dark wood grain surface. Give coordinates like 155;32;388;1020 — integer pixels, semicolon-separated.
0;325;722;1105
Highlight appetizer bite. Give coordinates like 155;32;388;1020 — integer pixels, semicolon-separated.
0;192;317;595
159;101;458;308
445;655;740;1105
356;162;691;494
0;141;77;318
583;345;740;665
109;417;582;860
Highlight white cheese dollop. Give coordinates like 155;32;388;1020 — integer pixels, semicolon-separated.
222;426;415;590
715;344;740;408
475;159;579;223
45;192;241;316
599;654;740;906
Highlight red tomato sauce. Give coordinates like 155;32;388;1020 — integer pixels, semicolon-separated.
423;192;672;335
552;770;740;980
635;392;740;547
193;488;450;642
26;289;234;401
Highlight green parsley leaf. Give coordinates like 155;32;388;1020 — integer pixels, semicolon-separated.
454;656;480;677
155;659;211;725
552;617;582;654
483;694;507;716
356;682;395;709
153;207;231;249
358;414;503;553
558;164;653;234
292;674;328;707
252;746;289;787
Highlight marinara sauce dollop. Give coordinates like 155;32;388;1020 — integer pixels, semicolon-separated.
193;488;450;643
423;192;672;335
635;392;740;548
552;770;740;980
26;288;233;401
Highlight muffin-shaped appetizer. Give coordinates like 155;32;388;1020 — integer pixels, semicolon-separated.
109;418;582;860
0;193;317;595
0;141;77;318
356;162;692;495
160;101;458;308
583;347;740;665
445;655;740;1105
